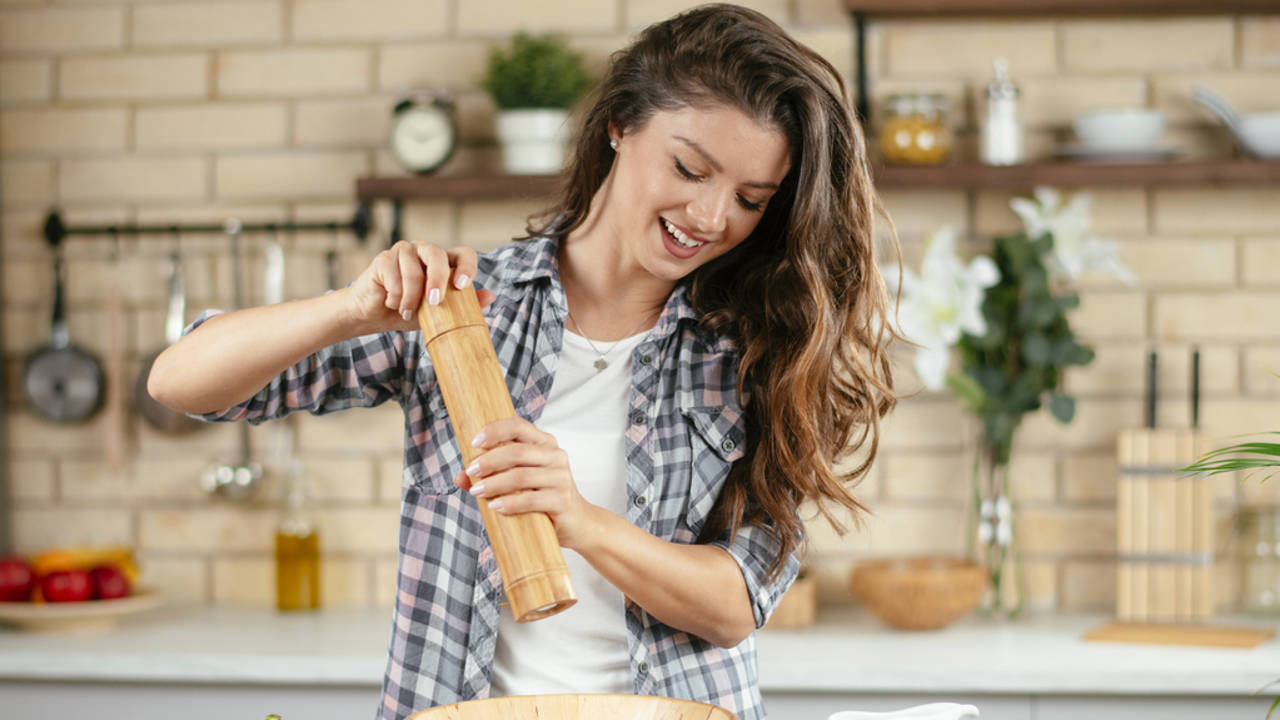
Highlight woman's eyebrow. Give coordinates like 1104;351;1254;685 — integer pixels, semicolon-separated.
674;135;780;190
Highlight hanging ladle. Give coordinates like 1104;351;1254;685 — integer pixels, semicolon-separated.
201;218;265;501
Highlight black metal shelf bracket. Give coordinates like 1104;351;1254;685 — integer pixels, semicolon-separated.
853;10;870;126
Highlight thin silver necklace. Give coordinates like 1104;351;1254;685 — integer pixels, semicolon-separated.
566;308;657;372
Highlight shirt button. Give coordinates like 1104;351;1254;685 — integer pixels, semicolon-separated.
638;662;650;674
639;353;653;366
635;494;648;507
631;412;647;426
721;437;736;453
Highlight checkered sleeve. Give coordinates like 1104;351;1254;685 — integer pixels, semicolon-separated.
710;521;803;629
183;309;417;425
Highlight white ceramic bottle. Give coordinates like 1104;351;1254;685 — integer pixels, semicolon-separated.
980;57;1024;166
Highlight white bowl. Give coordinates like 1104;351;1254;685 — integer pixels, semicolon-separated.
1073;109;1165;151
1240;111;1280;158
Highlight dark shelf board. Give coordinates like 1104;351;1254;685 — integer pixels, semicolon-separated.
843;0;1280;17
356;174;559;201
872;159;1280;188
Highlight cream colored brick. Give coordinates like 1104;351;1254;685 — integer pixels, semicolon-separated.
295;404;405;454
1242;17;1280;69
216;151;368;200
295;0;447;41
378;457;405;505
321;557;372;608
134;1;282;47
792;28;855;85
0;107;127;153
0;59;51;104
1011;76;1148;128
1242;238;1280;288
62;156;206;203
1154;72;1280;123
379;41;491;91
877;189;967;244
12;509;133;553
1062;451;1118;503
140;507;275;551
1008;452;1056;503
317;506;400;552
569;35;630;80
809;504;967;557
1241;475;1280;504
136;416;244;460
279;250;335;298
137;103;287;150
1120;237;1235;289
883;452;965;501
2;207;129;258
1;159;54;207
299;457;377;503
458;0;617;35
1243;347;1280;395
1068;343;1237;396
217;48;371;97
1155;187;1280;235
1074;291;1145;340
401;200;456;248
295;201;379;251
374;556;399;608
795;0;845;26
1201;398;1280;438
60;457;213;502
625;0;786;31
459;198;548;251
1;258;47;305
0;6;124;53
61;54;209;101
883;21;1056;81
133;203;289;257
1018;507;1113;555
1063;19;1233;73
973;188;1147;237
1157;292;1280;342
296;97;393;146
135;554;208;603
1060;560;1115;612
10;458;54;502
1020;399;1141;450
879;399;966;451
212;556;273;607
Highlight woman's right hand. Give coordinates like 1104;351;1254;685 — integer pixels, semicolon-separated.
344;241;496;332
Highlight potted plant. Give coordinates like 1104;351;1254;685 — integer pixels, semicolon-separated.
480;32;593;175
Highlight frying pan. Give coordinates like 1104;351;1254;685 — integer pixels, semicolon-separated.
135;250;204;434
22;248;105;423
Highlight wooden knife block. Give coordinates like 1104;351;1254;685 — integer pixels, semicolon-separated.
1116;428;1214;623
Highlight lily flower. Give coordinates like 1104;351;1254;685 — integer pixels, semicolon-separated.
1009;186;1135;285
886;226;999;390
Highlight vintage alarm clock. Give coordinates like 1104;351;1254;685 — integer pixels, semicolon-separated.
389;94;458;174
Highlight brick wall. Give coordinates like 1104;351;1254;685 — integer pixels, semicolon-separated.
2;0;1278;614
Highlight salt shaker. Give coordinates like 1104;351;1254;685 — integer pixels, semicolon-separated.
980;57;1023;165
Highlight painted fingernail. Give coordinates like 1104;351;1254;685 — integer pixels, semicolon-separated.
488;498;504;511
401;309;413;321
471;432;485;447
468;482;485;496
454;274;469;290
428;288;441;306
466;461;481;476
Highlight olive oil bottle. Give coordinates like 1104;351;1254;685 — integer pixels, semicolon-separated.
275;459;320;611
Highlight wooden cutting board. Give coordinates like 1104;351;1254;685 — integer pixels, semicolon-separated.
1084;621;1275;649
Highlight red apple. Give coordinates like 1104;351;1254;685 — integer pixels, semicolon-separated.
0;555;35;602
42;568;93;603
89;564;131;600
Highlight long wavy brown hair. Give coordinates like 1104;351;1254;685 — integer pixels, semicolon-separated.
529;4;901;581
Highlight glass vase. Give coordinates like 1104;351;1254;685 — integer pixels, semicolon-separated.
966;439;1027;618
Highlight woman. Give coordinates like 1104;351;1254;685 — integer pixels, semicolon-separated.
148;4;898;719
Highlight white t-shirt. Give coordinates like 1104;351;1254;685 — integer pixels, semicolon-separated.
488;326;649;697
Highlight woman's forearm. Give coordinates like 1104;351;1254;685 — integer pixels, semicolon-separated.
146;288;367;415
574;505;757;648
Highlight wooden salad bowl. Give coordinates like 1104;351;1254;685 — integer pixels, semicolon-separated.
408;694;737;720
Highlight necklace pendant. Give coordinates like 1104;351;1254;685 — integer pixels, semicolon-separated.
593;358;609;372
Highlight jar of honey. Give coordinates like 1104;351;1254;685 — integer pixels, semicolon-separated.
879;93;953;165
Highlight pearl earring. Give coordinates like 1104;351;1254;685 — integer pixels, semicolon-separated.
610;139;618;150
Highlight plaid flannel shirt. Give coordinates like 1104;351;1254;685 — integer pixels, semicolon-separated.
193;234;800;720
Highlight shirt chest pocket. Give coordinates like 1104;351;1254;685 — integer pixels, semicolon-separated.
680;405;747;535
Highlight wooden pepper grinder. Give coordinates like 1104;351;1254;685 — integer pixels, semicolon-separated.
417;285;577;622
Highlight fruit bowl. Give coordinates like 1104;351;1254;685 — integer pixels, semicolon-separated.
0;589;162;632
850;556;986;631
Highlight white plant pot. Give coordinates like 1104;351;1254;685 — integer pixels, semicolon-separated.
495;108;571;175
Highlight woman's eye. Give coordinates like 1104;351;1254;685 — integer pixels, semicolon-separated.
674;158;705;182
738;195;763;212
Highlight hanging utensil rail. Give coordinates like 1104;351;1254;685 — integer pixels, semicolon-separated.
41;205;373;247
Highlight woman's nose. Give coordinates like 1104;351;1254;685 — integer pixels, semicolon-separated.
687;188;730;235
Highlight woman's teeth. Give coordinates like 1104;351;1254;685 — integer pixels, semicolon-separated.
662;218;704;249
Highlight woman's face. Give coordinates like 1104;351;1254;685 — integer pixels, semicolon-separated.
605;103;791;284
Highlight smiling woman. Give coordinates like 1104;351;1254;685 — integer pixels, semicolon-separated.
145;4;901;720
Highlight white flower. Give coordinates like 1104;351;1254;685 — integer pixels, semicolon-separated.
1009;186;1135;285
885;226;999;390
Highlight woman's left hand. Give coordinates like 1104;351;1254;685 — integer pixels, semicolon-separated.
453;417;599;550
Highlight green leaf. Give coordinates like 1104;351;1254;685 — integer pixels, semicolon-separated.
1049;392;1075;424
946;371;988;416
1022;333;1052;366
1267;695;1279;719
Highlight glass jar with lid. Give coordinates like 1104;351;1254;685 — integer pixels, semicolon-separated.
1237;505;1280;617
879;93;953;165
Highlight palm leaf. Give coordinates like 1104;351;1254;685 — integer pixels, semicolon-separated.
1180;432;1280;477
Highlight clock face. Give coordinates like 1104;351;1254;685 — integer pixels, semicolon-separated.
391;105;456;173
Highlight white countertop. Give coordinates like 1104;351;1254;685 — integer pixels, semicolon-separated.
0;605;1276;696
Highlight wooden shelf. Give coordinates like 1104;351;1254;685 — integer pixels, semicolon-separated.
356;174;558;201
872;159;1280;188
843;0;1280;17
